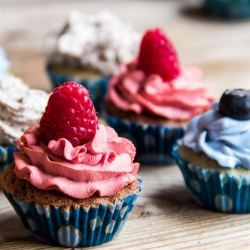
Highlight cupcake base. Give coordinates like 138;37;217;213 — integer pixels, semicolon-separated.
172;145;250;213
106;115;184;165
1;164;142;247
4;187;141;247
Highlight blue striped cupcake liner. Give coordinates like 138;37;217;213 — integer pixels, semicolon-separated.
0;146;18;174
3;177;142;247
46;63;109;113
106;115;184;165
204;0;250;18
172;145;250;213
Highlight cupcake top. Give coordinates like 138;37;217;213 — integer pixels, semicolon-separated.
0;76;50;147
106;28;214;122
182;89;250;169
45;10;141;77
0;47;10;80
14;82;139;199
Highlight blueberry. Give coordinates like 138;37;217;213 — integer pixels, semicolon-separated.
219;89;250;120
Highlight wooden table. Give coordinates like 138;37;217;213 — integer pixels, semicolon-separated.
1;0;250;249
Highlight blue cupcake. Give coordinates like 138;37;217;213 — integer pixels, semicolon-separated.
204;0;250;18
172;89;250;213
45;10;141;112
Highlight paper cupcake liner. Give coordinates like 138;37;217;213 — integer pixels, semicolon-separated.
204;0;250;18
46;63;109;112
0;146;18;174
3;177;142;247
172;146;250;213
106;115;184;165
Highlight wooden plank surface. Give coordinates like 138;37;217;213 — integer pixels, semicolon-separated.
1;0;250;249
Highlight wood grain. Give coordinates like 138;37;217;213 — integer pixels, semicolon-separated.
1;0;250;249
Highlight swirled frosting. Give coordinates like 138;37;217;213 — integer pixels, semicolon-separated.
183;102;250;169
106;61;214;121
14;124;139;199
45;10;141;76
0;76;50;146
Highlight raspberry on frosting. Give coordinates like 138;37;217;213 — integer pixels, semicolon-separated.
40;81;98;147
14;81;139;199
106;28;214;121
137;28;180;82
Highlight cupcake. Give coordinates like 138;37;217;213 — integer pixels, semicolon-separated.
45;10;141;111
204;0;250;19
172;89;250;213
0;46;10;80
0;81;141;247
105;28;214;165
0;76;49;173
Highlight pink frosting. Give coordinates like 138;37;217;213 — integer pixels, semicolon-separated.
106;61;214;121
14;124;139;199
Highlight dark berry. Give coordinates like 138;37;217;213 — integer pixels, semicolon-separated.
219;89;250;120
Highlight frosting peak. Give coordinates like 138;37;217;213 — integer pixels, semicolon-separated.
14;124;139;198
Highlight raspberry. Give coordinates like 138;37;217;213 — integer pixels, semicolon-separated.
137;28;180;82
40;82;98;147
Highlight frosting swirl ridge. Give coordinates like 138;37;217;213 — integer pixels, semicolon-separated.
183;102;250;169
14;124;139;198
106;61;213;121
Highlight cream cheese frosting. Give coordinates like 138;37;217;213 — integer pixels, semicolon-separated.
45;10;141;76
14;124;139;199
0;76;50;146
106;61;214;121
183;102;250;169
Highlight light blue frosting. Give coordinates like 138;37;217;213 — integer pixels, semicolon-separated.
183;102;250;169
0;47;10;80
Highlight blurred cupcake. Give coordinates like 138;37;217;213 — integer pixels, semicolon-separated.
45;10;141;111
204;0;250;18
0;82;141;247
0;46;10;80
0;76;49;173
172;89;250;213
105;28;214;165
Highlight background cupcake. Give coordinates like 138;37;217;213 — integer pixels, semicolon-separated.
0;76;49;173
0;82;142;247
45;10;141;112
0;46;10;80
105;28;214;165
172;89;250;213
204;0;250;19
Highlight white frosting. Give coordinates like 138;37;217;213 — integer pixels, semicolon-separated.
45;10;141;76
0;76;50;146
